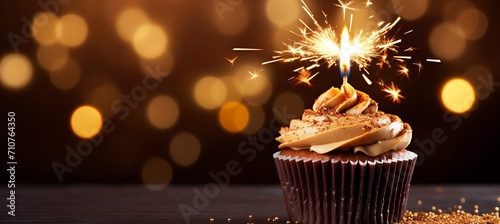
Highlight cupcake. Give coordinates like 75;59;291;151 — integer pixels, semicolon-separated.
274;82;417;224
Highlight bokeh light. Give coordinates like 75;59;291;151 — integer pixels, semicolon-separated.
32;12;59;45
146;95;179;130
429;23;466;61
210;3;249;36
194;76;227;110
441;78;476;113
273;92;304;125
234;65;273;106
70;105;103;139
455;8;488;40
0;53;32;90
141;157;173;191
49;58;81;90
221;76;243;103
56;14;88;47
36;43;69;71
169;132;201;167
87;83;122;118
242;104;266;135
266;0;301;27
132;23;168;59
116;7;150;42
218;101;249;133
392;0;428;20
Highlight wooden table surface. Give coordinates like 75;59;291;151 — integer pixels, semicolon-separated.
1;184;499;223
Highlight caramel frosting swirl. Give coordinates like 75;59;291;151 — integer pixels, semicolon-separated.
276;83;412;156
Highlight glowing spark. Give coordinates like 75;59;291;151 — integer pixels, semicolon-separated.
248;69;263;81
427;58;441;63
221;55;238;66
397;64;410;79
365;0;372;7
335;0;358;20
394;56;412;60
290;68;318;86
262;58;283;65
404;47;417;52
233;48;263;51
383;82;404;103
413;61;423;73
362;73;372;85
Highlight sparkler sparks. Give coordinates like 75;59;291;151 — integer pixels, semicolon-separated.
231;0;438;103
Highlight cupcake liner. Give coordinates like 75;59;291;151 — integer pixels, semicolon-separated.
274;150;417;224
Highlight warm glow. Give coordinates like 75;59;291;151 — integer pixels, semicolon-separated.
116;7;150;42
266;0;301;27
234;65;273;106
36;43;69;71
0;53;32;89
455;8;488;40
393;0;428;20
49;58;81;90
141;157;173;191
70;105;103;139
429;23;466;61
441;78;476;113
273;92;303;125
132;23;168;59
87;83;122;118
194;76;227;110
56;14;88;47
32;12;59;45
242;104;266;135
211;3;249;36
146;95;179;129
169;132;201;167
218;101;249;133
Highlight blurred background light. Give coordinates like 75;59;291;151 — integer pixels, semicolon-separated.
454;8;488;40
210;3;250;36
272;92;304;125
87;83;122;118
218;101;249;133
141;157;173;191
242;103;266;135
0;53;32;90
70;105;103;139
441;78;475;113
392;0;428;20
234;65;273;106
265;0;300;27
56;13;88;47
132;23;168;59
146;95;179;130
32;12;59;45
429;23;466;61
194;76;227;110
36;43;69;71
116;7;150;42
169;132;201;167
49;58;81;90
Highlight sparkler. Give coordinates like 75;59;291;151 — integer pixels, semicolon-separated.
234;0;439;103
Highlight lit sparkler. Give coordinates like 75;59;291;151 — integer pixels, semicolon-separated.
233;0;439;102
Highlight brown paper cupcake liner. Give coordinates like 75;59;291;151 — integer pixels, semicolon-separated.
274;150;417;224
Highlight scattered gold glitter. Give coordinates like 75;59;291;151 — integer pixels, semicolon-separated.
497;197;500;203
461;197;466;203
210;218;215;222
286;221;291;224
431;206;436;211
417;200;422;205
396;210;500;224
495;207;499;212
227;217;232;222
248;214;253;220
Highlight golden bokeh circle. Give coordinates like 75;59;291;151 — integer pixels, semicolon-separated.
146;95;179;130
0;53;33;90
169;132;201;167
141;157;173;191
70;105;103;139
441;78;475;113
218;101;249;133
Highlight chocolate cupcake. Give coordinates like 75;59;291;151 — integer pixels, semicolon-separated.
274;83;417;224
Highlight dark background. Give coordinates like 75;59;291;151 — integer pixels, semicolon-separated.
1;0;499;187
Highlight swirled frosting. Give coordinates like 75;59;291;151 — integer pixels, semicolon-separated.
276;83;412;156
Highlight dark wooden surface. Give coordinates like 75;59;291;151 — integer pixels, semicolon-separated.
1;184;499;223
